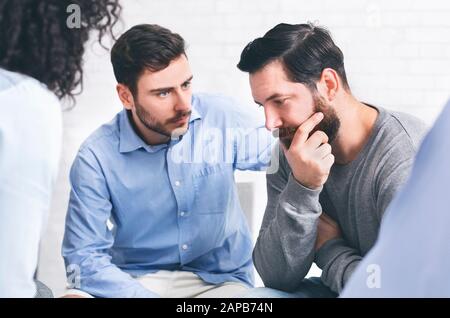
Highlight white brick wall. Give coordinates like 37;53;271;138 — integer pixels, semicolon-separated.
39;0;450;296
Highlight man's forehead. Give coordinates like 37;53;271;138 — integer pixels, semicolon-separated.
251;79;312;105
138;64;192;89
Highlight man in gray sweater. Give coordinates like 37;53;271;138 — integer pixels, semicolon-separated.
237;23;427;297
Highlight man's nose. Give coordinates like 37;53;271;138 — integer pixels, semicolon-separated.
264;106;283;131
174;91;191;112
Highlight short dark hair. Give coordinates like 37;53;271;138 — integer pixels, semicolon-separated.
111;24;186;96
0;0;121;102
237;23;349;91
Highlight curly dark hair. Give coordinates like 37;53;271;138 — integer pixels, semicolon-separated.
0;0;121;101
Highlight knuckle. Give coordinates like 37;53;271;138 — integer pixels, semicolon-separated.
298;126;307;135
311;130;321;138
312;131;328;142
320;131;329;141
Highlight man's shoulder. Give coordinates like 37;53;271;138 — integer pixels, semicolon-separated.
193;93;264;129
79;112;121;154
194;92;238;107
387;110;428;148
194;93;251;117
364;108;427;177
376;108;427;151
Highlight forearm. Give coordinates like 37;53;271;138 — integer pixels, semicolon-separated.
64;253;158;298
315;238;362;293
254;174;322;291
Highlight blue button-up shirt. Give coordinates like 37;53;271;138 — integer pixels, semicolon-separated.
62;93;273;298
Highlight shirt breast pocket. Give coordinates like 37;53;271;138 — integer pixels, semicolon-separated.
192;164;232;214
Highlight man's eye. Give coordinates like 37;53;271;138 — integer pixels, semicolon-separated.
182;82;191;89
274;99;287;106
159;91;170;97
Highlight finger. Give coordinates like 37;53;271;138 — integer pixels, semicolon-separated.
322;153;335;170
315;143;332;159
290;112;324;149
307;130;329;149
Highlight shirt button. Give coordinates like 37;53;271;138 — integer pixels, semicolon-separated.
182;244;188;250
175;181;181;187
180;211;186;217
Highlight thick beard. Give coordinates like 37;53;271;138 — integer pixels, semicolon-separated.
279;95;341;149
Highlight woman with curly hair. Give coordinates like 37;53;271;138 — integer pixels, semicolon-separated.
0;0;121;297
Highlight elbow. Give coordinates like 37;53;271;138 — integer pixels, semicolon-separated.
253;249;307;293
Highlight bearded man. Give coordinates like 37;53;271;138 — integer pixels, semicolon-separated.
237;23;427;297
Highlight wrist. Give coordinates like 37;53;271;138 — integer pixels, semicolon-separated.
292;173;321;190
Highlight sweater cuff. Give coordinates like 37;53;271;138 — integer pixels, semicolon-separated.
280;173;322;211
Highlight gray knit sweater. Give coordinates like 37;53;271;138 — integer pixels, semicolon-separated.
253;106;427;294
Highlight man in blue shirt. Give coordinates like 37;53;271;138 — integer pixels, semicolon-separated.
62;24;273;298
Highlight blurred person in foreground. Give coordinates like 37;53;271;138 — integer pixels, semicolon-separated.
0;0;121;297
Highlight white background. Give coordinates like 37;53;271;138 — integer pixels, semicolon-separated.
39;0;450;296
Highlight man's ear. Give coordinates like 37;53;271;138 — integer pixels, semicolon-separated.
317;68;339;102
116;84;134;110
